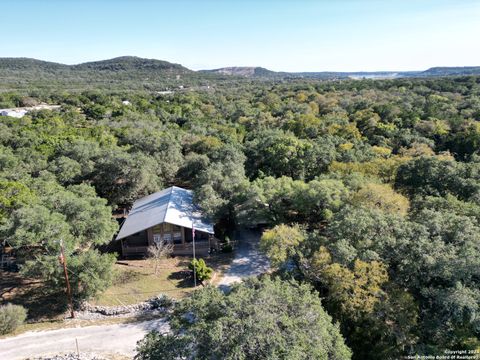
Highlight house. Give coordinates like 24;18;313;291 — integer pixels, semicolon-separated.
116;186;216;257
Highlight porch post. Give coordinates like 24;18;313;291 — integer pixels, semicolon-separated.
147;228;154;246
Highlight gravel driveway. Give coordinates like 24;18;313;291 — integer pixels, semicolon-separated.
0;318;168;360
217;228;270;290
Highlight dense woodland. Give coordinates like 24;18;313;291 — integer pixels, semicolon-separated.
1;68;480;358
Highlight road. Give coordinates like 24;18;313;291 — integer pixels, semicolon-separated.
0;318;168;360
217;228;270;290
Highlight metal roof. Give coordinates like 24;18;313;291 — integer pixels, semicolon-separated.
116;186;214;240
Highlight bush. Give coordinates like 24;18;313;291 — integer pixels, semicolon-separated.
189;258;213;282
148;294;174;310
221;236;233;253
0;303;27;335
221;243;233;253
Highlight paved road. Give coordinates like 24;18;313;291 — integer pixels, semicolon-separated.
217;228;270;290
0;318;168;360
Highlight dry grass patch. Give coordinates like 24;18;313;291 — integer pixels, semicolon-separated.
92;257;194;306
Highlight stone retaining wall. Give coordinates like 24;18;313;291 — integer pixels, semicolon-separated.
74;294;174;320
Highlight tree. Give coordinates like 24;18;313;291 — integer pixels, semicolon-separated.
350;182;410;216
305;246;389;320
260;224;305;268
92;149;162;206
147;242;174;275
245;129;315;180
0;177;118;305
136;277;352;360
324;206;480;352
0;179;34;220
193;144;247;225
238;176;349;227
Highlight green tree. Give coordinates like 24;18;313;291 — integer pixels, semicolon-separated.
136;277;351;360
260;224;305;268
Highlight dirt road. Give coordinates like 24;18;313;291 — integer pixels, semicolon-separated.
217;228;270;290
0;318;168;360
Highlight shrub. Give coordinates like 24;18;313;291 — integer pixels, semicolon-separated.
189;258;213;282
0;303;27;335
221;243;233;253
221;236;233;253
148;294;174;310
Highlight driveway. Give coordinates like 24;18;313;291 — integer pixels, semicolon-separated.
217;228;270;290
0;318;168;360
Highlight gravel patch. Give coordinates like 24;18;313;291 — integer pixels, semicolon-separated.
28;352;107;360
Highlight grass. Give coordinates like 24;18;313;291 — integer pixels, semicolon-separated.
91;258;194;306
0;252;236;341
92;252;235;306
0;251;235;328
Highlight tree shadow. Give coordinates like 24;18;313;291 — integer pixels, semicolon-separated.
167;270;194;289
1;270;68;322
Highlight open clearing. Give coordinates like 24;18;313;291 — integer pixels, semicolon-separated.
92;258;195;306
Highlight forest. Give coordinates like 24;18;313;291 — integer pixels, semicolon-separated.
0;72;479;359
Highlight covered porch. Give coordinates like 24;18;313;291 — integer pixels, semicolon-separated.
121;222;217;258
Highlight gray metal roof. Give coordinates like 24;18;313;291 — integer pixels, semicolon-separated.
116;186;214;240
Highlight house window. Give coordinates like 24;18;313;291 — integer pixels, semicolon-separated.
162;233;172;243
153;234;161;245
173;231;182;244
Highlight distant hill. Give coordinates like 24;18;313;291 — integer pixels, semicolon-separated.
202;65;480;80
72;56;190;73
0;56;479;91
202;67;278;78
0;56;196;91
0;58;68;71
421;66;480;76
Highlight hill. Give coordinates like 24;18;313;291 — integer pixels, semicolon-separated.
0;56;480;92
0;58;68;72
72;56;190;73
0;57;197;91
421;66;480;76
203;66;278;78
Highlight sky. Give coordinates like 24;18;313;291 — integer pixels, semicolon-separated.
1;0;479;72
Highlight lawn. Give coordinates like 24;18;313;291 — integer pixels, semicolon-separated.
92;257;195;306
0;252;235;319
92;252;234;306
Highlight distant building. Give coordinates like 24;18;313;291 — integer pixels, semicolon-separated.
0;109;28;118
0;104;61;118
116;186;216;257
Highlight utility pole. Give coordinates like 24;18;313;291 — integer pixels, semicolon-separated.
58;240;75;318
192;221;197;287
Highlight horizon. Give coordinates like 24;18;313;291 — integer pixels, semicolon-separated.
1;0;480;72
2;54;480;73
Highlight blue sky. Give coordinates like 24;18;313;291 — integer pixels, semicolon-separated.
1;0;479;71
